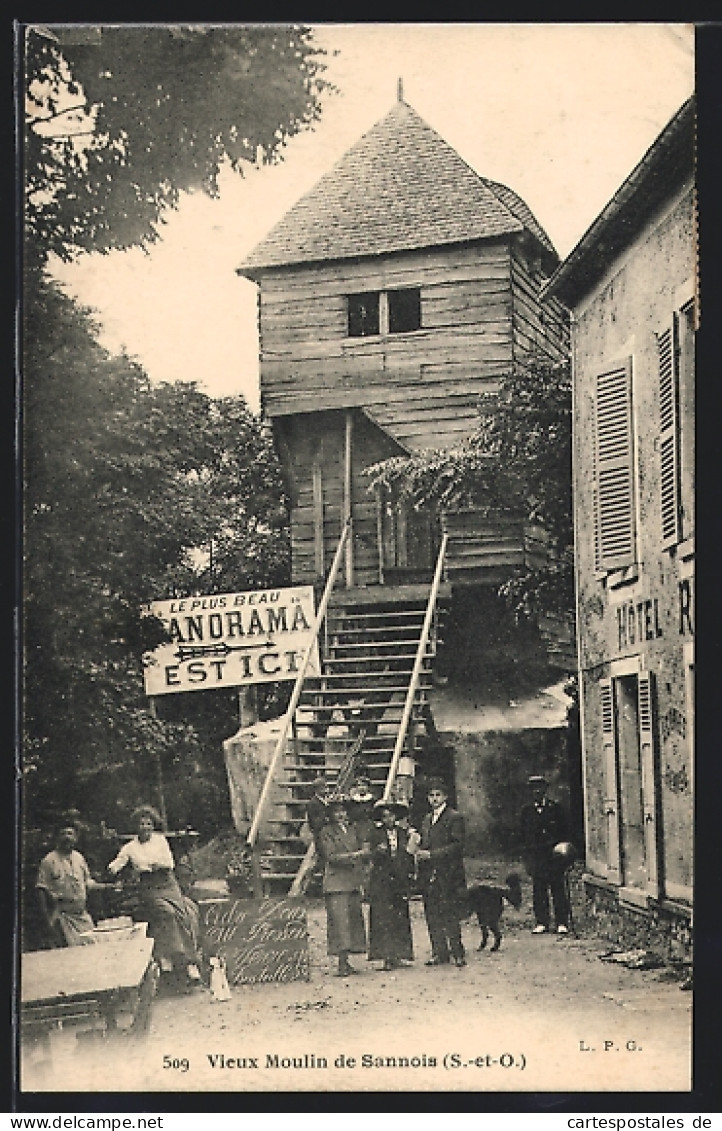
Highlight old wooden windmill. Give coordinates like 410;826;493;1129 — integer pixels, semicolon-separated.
237;88;569;891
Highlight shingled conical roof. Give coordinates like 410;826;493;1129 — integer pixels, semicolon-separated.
239;99;557;274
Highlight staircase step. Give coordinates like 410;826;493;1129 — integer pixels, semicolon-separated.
261;853;307;861
324;654;428;666
300;688;428;699
330;642;430;651
328;599;430;614
275;764;392;784
326;625;425;638
302;674;431;686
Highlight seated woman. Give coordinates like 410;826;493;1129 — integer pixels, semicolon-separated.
368;800;415;970
107;805;201;985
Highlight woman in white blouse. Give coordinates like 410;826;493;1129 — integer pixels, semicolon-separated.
108;805;201;984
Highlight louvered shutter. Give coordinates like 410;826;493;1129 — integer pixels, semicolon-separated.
657;321;682;548
600;678;621;883
591;402;603;575
638;671;662;898
595;362;635;570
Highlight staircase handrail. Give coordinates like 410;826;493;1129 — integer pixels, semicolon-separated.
382;532;449;803
246;517;352;848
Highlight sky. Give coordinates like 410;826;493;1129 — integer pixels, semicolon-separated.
52;23;695;412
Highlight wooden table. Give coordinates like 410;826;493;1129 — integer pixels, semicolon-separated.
21;937;156;1055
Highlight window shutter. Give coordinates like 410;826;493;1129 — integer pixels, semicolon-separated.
600;678;621;883
591;408;603;575
595;361;635;570
638;671;662;898
657;321;681;548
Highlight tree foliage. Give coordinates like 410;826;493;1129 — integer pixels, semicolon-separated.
24;23;330;264
21;23;329;831
367;357;574;623
23;277;290;829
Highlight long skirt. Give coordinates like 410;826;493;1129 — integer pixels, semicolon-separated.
368;891;414;962
137;871;200;965
325;890;367;956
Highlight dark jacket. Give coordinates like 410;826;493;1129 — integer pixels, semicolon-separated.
520;797;567;870
368;823;414;899
306;795;328;840
418;805;466;895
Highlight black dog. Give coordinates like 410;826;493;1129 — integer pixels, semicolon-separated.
463;873;523;951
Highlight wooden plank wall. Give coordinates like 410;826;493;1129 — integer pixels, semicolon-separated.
278;410;403;587
258;241;514;453
440;508;526;578
258;238;570;588
510;242;570;363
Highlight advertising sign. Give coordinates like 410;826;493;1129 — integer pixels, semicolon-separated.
201;897;309;985
142;585;319;696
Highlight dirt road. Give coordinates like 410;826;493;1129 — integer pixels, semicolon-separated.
22;873;691;1097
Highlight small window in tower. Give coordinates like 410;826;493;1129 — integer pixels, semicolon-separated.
347;292;380;337
388;288;421;333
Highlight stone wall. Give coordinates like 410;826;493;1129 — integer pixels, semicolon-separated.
583;878;693;962
441;725;574;856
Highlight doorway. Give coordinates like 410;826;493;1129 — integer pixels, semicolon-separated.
615;675;646;891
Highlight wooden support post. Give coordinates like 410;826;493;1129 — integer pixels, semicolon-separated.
249;849;264;899
238;685;259;730
313;456;324;579
375;485;385;585
148;699;168;832
397;503;408;568
344;410;354;588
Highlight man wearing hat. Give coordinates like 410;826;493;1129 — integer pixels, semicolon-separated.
520;775;570;934
306;775;333;864
415;779;467;967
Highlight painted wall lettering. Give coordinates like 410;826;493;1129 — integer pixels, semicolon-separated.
678;579;694;636
616;597;664;651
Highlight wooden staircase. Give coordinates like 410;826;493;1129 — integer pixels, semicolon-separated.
255;593;443;892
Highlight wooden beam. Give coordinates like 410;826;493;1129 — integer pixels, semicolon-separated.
375;485;385;585
344;410;354;587
312;456;324;577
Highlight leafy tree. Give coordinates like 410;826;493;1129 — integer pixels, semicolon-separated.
21;23;328;837
367;356;574;625
23;23;330;264
23;277;290;829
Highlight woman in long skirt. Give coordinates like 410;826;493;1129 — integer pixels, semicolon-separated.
318;797;370;976
108;805;201;986
368;801;415;970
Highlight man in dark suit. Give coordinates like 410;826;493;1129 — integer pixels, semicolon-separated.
520;775;570;934
416;779;467;967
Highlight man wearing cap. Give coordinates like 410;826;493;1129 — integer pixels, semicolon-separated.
416;779;467;967
306;776;332;864
520;775;570;934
